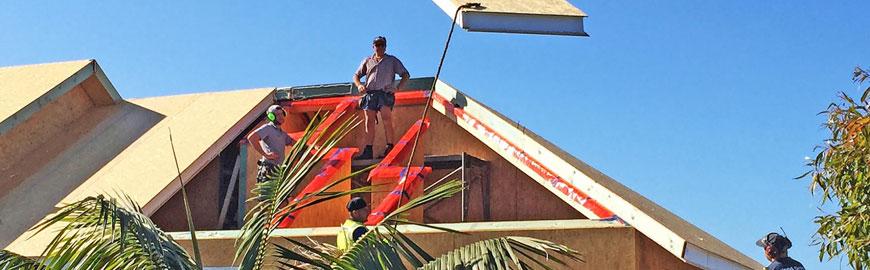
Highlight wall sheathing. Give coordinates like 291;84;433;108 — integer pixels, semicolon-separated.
172;220;696;270
239;101;583;228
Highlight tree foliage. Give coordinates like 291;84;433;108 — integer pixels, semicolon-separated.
802;66;870;269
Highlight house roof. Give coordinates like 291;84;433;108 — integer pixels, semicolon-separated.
0;59;760;269
0;59;120;135
0;60;274;256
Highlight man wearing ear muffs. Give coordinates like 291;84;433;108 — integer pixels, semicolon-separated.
756;232;805;270
247;105;294;183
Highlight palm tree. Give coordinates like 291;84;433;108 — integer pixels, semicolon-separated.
1;111;582;270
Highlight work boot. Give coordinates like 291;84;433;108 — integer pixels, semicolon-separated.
356;145;373;160
379;143;394;159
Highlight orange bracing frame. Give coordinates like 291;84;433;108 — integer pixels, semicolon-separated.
273;147;357;228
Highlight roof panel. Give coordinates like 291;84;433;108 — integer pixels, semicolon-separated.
3;87;274;256
433;0;588;36
0;59;121;135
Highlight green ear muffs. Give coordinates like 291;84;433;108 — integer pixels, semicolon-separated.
267;112;276;122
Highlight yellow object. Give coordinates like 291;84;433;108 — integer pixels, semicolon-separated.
336;219;365;252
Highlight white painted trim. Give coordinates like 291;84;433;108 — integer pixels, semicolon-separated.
461;11;587;36
685;243;754;270
431;0;588;36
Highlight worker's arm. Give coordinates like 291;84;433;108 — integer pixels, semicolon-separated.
353;59;367;94
396;73;410;91
246;132;278;160
395;58;410;91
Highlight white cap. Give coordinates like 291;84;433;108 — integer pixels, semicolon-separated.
267;105;284;115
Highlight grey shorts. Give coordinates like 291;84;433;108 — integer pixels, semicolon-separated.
359;90;395;111
256;159;278;183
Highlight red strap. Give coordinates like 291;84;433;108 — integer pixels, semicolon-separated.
364;166;432;225
274;147;357;228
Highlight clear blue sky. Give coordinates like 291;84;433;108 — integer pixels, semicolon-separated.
2;1;868;268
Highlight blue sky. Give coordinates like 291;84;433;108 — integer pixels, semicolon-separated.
2;1;868;268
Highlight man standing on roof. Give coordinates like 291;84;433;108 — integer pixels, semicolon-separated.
336;197;370;252
353;36;410;160
247;105;294;182
756;232;805;270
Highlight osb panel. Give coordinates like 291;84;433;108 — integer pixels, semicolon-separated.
443;0;586;16
0;60;91;121
176;222;640;269
431;227;637;270
421;107;584;223
0;84;95;199
636;230;701;270
151;159;222;232
79;74;117;106
5;88;273;257
1;102;163;255
279;104;583;225
290;160;352;228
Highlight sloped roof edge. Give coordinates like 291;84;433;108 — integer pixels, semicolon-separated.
4;87;274;257
430;79;762;270
0;59;121;135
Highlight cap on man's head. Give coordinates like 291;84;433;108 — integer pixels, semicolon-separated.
267;105;284;115
347;197;367;212
755;232;792;250
373;36;387;45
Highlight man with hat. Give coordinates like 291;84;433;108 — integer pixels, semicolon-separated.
756;232;805;270
353;35;410;160
336;197;370;252
246;104;294;183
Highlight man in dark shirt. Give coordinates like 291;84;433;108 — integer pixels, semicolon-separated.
756;232;805;270
352;36;410;160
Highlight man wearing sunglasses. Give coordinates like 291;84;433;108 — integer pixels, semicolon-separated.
353;36;410;160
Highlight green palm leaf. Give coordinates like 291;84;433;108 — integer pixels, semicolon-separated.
27;194;197;270
418;237;582;270
273;179;464;270
275;179;583;270
0;249;43;269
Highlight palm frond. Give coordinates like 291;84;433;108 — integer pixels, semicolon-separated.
28;194;196;270
275;179;582;270
419;237;583;270
235;111;361;270
0;249;43;269
274;179;464;270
